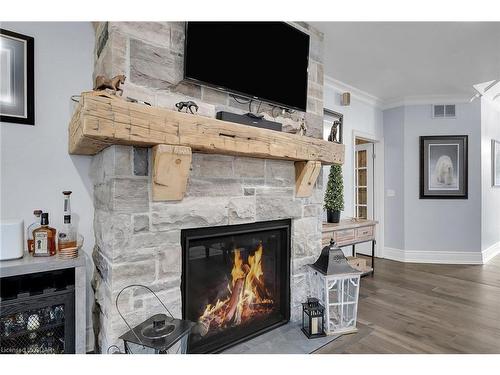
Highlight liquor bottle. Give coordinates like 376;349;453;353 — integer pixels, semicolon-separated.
32;213;57;256
58;191;77;250
27;210;43;254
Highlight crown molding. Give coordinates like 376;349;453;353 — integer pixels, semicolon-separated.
381;94;472;110
323;76;384;109
324;75;473;111
475;80;500;110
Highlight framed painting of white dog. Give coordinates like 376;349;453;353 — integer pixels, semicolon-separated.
420;135;468;199
493;140;500;187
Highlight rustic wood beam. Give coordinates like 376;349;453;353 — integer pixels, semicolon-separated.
152;144;192;201
295;161;322;198
69;93;344;165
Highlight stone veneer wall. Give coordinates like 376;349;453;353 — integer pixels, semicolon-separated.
90;22;326;352
93;22;324;137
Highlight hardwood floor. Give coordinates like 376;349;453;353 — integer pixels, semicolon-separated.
315;255;500;354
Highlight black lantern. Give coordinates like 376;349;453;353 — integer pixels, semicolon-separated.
116;285;195;354
301;297;326;339
120;313;194;354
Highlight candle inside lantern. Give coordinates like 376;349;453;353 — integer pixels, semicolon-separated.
311;317;319;334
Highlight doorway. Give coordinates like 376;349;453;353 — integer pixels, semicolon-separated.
354;138;375;255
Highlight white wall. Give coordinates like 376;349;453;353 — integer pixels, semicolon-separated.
0;22;95;347
383;101;484;262
383;107;405;249
480;98;500;258
322;80;384;219
403;102;482;253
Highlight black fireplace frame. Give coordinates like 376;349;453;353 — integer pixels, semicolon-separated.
181;219;291;353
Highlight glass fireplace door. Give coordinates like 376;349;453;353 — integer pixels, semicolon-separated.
182;219;290;353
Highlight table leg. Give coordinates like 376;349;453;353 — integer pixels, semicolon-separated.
371;240;376;275
352;244;356;258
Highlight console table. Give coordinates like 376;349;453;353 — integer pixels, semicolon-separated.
322;219;378;275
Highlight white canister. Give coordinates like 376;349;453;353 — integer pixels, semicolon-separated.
0;219;24;260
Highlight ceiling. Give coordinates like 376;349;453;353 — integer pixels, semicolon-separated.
310;22;500;103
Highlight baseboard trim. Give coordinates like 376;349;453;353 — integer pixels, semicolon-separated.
383;247;406;262
482;241;500;264
384;247;483;265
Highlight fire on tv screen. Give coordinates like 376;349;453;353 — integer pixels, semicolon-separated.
184;22;310;112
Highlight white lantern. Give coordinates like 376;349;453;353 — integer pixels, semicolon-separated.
308;240;361;335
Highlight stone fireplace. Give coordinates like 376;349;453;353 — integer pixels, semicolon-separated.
90;22;326;353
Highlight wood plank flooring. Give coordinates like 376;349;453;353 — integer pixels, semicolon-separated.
315;255;500;354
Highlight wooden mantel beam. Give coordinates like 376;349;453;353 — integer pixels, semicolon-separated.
69;93;344;165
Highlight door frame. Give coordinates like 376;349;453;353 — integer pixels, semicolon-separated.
352;130;385;258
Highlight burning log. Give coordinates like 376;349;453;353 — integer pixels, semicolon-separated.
249;274;271;301
193;321;209;337
197;297;229;336
224;277;244;323
224;264;250;324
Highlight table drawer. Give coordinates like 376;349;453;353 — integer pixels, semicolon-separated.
334;229;356;243
356;226;374;240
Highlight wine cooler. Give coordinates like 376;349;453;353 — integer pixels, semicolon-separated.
0;269;75;354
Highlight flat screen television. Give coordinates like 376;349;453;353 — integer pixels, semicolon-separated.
184;22;310;112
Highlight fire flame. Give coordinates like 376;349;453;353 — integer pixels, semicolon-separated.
197;243;273;335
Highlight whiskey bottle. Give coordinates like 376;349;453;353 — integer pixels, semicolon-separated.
58;191;77;250
27;210;43;254
32;213;57;256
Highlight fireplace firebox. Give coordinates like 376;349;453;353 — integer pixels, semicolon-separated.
181;219;291;353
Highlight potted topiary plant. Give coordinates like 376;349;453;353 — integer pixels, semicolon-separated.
324;164;344;223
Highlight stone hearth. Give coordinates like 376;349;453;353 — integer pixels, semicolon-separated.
90;21;326;352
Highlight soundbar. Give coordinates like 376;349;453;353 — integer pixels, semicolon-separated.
216;111;282;132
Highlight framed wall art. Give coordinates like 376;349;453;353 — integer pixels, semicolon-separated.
492;139;500;187
0;29;34;125
420;135;468;199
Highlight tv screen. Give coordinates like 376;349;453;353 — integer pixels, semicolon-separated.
184;22;310;112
